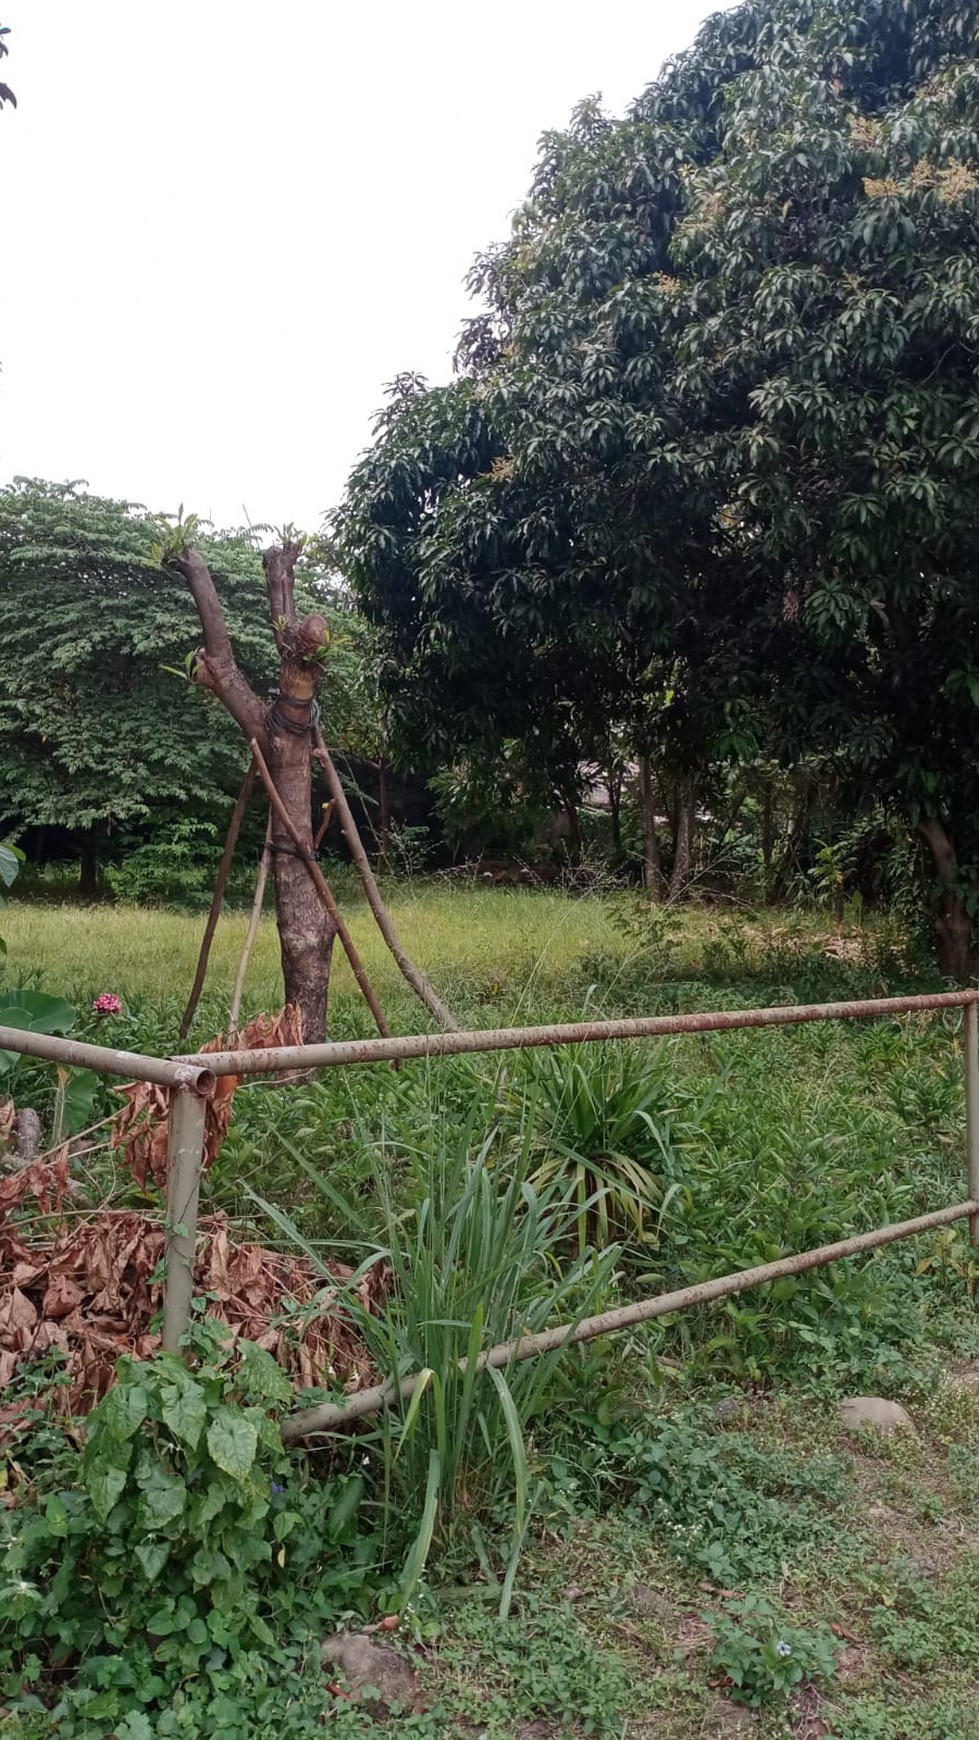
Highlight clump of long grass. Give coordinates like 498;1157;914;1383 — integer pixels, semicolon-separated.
255;1074;619;1612
505;1041;692;1255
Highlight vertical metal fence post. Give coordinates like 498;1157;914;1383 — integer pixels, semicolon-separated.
162;1088;208;1354
965;1001;979;1245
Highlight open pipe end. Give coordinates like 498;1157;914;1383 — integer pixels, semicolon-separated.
171;1064;217;1099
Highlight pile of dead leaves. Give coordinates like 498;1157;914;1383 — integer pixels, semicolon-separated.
0;1008;386;1436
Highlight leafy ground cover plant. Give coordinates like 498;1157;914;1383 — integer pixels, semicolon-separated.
0;1316;386;1736
707;1593;839;1709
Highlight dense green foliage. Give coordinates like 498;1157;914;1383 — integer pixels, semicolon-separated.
0;482;379;892
0;22;14;112
338;0;979;963
0;1327;383;1738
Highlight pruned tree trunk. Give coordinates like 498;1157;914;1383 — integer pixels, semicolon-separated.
267;714;334;1045
669;776;696;901
918;817;978;981
637;754;664;899
168;538;335;1042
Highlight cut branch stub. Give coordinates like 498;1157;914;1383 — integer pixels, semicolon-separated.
264;540;302;646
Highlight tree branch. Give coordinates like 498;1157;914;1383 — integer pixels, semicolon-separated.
168;547;268;748
264;541;302;646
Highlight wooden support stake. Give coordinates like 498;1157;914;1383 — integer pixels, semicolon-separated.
313;801;334;852
312;729;459;1031
249;739;392;1040
179;761;256;1040
229;809;272;1031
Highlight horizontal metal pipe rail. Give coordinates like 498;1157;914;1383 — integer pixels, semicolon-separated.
190;987;979;1077
282;1198;979;1440
0;1024;216;1096
4;987;978;1395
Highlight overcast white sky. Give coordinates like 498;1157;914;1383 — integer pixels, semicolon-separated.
0;1;733;532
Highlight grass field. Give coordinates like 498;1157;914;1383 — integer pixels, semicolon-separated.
1;885;618;1014
3;889;979;1737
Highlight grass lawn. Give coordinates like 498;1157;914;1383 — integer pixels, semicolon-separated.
0;884;621;1016
3;889;979;1738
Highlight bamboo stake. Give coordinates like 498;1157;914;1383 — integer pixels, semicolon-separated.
313;801;334;852
312;729;459;1031
189;986;979;1080
179;762;256;1040
229;810;272;1031
248;739;392;1040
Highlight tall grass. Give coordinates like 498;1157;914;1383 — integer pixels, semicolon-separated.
256;1075;619;1612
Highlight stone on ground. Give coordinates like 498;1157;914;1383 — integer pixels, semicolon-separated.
841;1395;914;1434
322;1632;418;1707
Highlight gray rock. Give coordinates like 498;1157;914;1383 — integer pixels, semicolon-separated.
713;1396;747;1422
322;1633;418;1708
841;1395;914;1434
628;1582;674;1622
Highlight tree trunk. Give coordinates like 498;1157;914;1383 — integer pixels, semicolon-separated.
607;765;623;860
377;754;391;873
637;754;664;899
767;786;813;906
558;785;581;864
268;683;335;1044
761;784;774;886
669;777;696;901
77;834;98;901
172;539;336;1043
918;817;978;981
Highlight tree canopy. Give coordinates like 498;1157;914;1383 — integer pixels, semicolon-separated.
338;0;979;965
0;481;329;888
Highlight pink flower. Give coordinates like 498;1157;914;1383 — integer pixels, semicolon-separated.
92;993;123;1016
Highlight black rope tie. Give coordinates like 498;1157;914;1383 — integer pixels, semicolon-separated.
269;692;323;737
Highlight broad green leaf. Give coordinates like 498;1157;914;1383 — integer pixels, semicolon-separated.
236;1337;294;1405
60;1067;101;1137
134;1541;170;1581
137;1466;187;1530
0;1006;33;1069
206;1406;258;1480
145;1601;179;1637
85;1462;128;1522
93;1379;149;1442
0;842;23;889
160;1380;207;1450
0;989;76;1034
43;1494;69;1537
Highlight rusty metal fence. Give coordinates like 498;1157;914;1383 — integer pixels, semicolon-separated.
2;986;978;1440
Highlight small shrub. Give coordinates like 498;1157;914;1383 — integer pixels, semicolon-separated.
266;1088;620;1610
707;1594;839;1708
